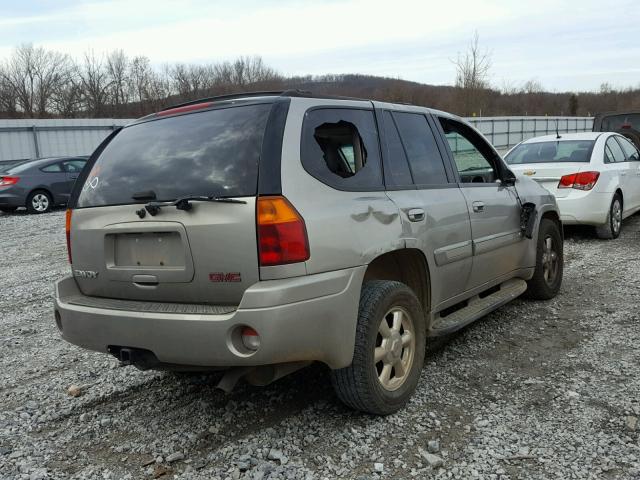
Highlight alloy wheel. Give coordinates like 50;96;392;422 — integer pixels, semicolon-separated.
542;235;559;286
611;199;622;235
374;306;416;391
31;193;50;212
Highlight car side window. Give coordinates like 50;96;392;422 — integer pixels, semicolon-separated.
606;137;626;163
617;136;640;161
438;117;498;184
301;108;383;191
381;111;414;187
63;160;86;173
41;163;63;173
391;112;449;186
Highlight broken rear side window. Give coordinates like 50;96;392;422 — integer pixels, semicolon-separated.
301;108;383;191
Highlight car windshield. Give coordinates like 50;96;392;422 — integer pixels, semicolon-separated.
76;103;272;208
505;140;595;164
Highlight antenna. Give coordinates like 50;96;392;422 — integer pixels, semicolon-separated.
555;120;561;139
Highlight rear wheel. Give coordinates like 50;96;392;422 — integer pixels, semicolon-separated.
595;194;622;240
0;206;17;213
330;281;426;415
26;190;52;214
524;218;563;300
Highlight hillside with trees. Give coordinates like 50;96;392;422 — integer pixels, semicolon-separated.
1;42;638;119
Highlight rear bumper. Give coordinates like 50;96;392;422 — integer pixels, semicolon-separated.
0;190;24;207
556;191;611;225
54;266;366;369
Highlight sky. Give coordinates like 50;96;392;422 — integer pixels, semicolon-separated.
0;0;639;92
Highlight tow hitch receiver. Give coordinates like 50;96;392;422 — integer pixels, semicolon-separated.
107;346;160;370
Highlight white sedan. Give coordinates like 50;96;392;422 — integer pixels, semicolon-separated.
505;132;640;239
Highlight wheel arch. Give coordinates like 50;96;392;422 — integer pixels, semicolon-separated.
363;248;431;319
27;187;54;206
540;209;562;239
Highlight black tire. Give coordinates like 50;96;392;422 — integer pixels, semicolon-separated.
330;280;426;415
524;218;563;300
26;190;53;214
0;206;17;213
595;194;623;240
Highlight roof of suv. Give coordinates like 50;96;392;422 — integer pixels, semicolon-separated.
142;90;455;125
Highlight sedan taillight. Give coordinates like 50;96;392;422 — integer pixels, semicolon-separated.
0;176;19;186
558;171;600;191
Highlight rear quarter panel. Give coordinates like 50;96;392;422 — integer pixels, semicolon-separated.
279;98;405;276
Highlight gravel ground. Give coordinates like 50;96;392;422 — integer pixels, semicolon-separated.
1;209;639;480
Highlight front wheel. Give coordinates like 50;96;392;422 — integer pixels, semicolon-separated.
524;218;563;300
330;281;426;415
595;194;622;240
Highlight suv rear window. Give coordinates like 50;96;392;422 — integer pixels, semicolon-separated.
505;140;595;164
77;104;271;207
599;114;640;131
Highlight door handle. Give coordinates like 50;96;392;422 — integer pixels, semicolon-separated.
620;172;627;176
472;201;485;213
407;208;425;222
69;175;78;180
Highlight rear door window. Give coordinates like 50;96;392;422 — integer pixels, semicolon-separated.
392;112;449;186
77;103;271;207
605;137;627;163
381;111;414;187
617;136;640;161
301;108;383;191
63;159;86;173
41;163;63;172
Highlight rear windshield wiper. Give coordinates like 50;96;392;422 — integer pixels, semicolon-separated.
141;195;246;217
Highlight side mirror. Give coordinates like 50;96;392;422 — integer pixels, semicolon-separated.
502;169;517;186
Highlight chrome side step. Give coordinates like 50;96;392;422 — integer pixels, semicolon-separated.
429;278;527;337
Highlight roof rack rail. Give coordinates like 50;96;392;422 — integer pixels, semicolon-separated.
160;91;287;111
160;89;368;112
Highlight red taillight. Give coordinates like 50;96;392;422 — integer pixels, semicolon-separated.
257;196;310;266
558;171;600;191
0;176;19;186
157;102;213;117
65;209;72;264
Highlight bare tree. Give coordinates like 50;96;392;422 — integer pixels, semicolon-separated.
522;79;544;95
452;32;492;115
2;44;73;117
0;64;18;115
80;51;111;117
106;50;130;113
51;65;82;117
130;56;153;113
